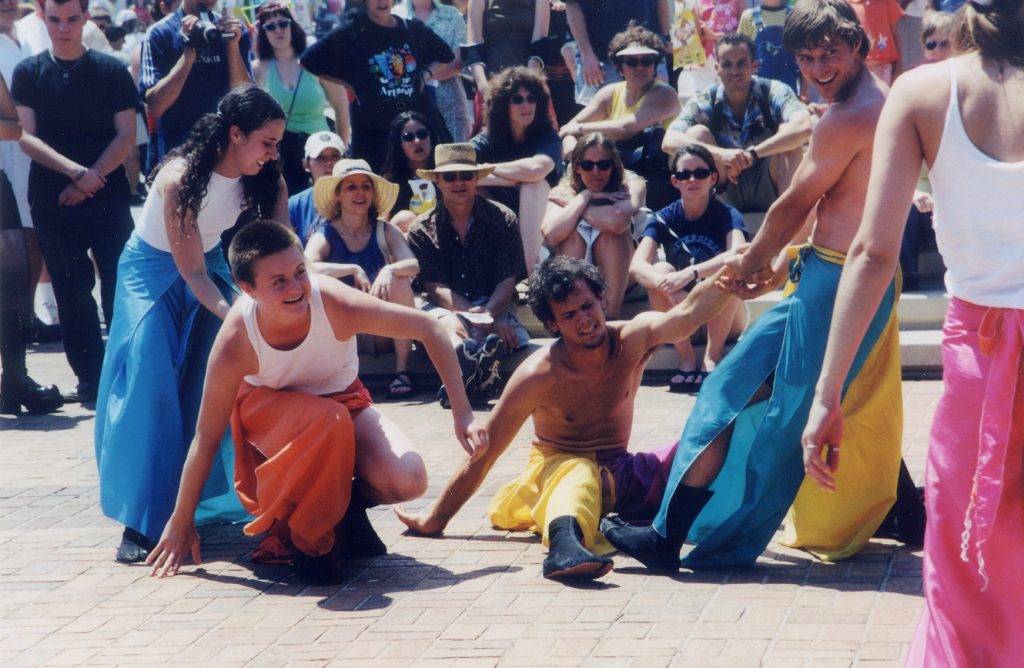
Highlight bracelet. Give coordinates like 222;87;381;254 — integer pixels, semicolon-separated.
746;146;759;162
71;167;87;181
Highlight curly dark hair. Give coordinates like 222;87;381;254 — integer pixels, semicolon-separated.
607;23;667;63
381;111;437;184
255;2;308;61
158;85;286;237
563;133;626;194
528;256;606;329
484;66;554;148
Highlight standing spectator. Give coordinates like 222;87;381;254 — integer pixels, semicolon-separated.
95;86;287;563
381;110;439;232
848;0;903;84
738;0;801;95
300;0;457;171
471;66;560;271
662;33;811;214
672;0;718;105
394;0;471;142
139;0;252;161
407;143;529;405
0;70;62;415
253;2;348;195
564;0;670;105
11;0;138;403
700;0;742;38
542;133;645;318
16;0;112;55
288;130;345;244
305;158;421;398
541;0;575;126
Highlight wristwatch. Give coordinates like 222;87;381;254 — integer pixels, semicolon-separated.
745;146;759;162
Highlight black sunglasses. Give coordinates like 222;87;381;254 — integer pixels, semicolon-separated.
510;93;537;105
440;171;476;183
263;18;291;32
578;159;613;172
674;168;713;181
924;39;950;51
401;128;430;143
620;56;659;68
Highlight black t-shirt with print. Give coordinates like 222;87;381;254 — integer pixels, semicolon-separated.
11;49;138;207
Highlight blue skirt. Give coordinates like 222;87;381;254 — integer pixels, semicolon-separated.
95;235;248;543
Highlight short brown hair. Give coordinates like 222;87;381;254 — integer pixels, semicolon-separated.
783;0;870;59
228;220;301;286
41;0;88;12
607;23;666;63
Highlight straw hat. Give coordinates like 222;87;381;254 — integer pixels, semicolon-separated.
313;159;399;219
416;143;494;182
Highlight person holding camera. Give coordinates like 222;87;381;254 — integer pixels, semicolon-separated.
139;0;251;161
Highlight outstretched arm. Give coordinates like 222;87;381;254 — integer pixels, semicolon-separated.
396;361;541;534
623;269;734;349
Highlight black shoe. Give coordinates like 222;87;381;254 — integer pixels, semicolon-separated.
293;551;347;585
63;381;98;403
542;516;613;580
0;375;63;415
334;487;386;559
25;317;62;344
115;527;154;563
875;460;926;547
601;484;713;574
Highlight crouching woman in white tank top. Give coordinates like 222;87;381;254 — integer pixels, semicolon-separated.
145;221;487;584
95;86;290;565
803;1;1024;663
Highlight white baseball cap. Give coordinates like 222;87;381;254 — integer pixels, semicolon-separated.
115;8;139;26
304;131;346;159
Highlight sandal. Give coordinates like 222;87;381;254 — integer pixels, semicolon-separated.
668;369;700;393
386;372;416;398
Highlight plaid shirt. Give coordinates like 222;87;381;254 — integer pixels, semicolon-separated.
408;196;526;302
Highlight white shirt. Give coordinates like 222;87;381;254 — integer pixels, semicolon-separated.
0;30;33;227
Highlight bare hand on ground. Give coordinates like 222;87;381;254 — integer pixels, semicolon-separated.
146;517;202;578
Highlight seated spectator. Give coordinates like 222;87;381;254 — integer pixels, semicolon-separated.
288;131;345;244
560;25;680;210
630;144;747;393
381;111;439;233
305;159;421;398
541;133;646;318
662;33;811;214
471;66;561;271
300;0;457;171
407;143;529;406
253;2;350;195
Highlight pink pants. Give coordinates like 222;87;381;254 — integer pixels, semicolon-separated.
908;298;1024;666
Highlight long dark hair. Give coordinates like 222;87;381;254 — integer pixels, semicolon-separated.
381;111;437;183
255;2;308;61
484;66;554;147
159;85;286;236
953;0;1024;68
564;133;626;194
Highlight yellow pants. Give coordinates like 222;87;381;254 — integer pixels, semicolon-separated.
488;445;615;555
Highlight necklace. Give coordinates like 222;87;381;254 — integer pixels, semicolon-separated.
48;48;88;85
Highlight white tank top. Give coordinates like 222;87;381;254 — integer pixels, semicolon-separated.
929;61;1024;308
240;276;360;395
135;159;245;253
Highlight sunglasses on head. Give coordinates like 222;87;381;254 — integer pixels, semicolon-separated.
620;56;659;68
263;18;292;32
924;39;950;51
510;93;537;105
401;128;430;143
441;171;476;183
674;168;713;181
578;159;613;172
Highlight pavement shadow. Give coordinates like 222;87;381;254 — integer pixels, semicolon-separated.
0;412;91;431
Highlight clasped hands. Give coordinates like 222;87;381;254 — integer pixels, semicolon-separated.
713;245;781;300
59;166;106;206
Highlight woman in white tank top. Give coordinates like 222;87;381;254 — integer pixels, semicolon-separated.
95;86;290;565
803;2;1024;663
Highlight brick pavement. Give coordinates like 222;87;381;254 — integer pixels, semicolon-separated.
0;344;937;666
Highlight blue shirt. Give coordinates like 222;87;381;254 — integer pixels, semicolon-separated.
644;198;747;269
288;187;324;245
139;9;252;160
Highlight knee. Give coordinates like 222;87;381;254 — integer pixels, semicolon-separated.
688;125;717;145
389;210;417;235
386;276;415;305
521;179;550;198
375;454;428;502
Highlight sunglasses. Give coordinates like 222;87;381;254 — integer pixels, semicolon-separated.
924;39;950;51
263;18;291;32
674;168;713;181
620;56;659;68
440;171;476;183
510;93;537;105
578;159;613;172
401;128;430;143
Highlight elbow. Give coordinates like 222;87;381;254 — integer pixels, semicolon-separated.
529;157;555;182
851;238;900;272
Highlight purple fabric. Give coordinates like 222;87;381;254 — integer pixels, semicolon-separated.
599;443;677;523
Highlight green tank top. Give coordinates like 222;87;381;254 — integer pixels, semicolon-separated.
265;61;329;136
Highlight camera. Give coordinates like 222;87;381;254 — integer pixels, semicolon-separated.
184;12;233;48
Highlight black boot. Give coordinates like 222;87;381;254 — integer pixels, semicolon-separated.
542;516;613;580
334;485;387;559
115;527;155;563
875;460;926;547
293;550;347;586
600;484;713;574
0;374;63;415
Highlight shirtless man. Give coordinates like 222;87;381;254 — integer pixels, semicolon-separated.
603;0;918;573
145;221;486;584
397;255;733;580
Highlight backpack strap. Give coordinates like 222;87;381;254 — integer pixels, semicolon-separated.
375;219;394;264
751;5;764;32
755;78;779;137
706;83;728;142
